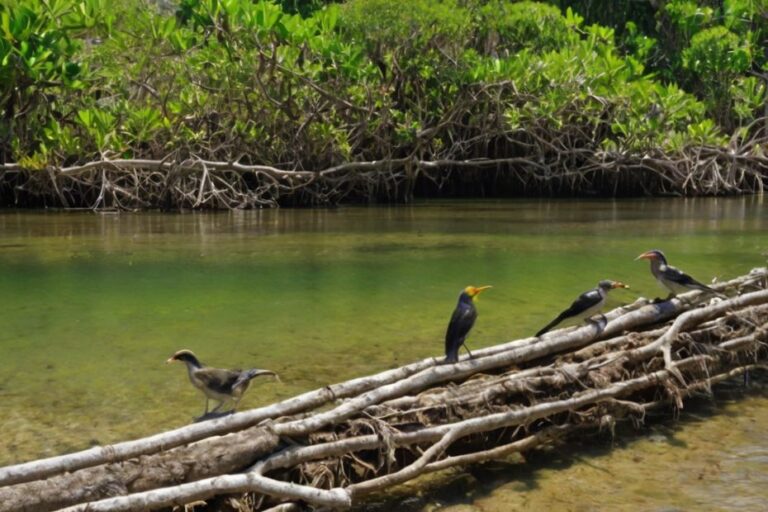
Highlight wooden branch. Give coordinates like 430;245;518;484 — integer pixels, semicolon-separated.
254;321;766;481
628;288;768;364
56;474;351;512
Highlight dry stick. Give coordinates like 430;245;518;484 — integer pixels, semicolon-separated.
373;364;553;413
1;271;760;487
254;325;766;479
262;504;301;512
627;288;768;368
347;429;463;495
419;423;580;473
421;363;768;479
55;474;351;512
346;354;752;499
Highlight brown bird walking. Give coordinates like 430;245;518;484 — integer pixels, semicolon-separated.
167;349;278;419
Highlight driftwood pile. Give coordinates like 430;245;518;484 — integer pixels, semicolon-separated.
1;268;767;511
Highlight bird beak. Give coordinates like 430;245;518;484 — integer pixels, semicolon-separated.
635;251;653;261
471;285;492;301
612;282;629;289
165;357;176;364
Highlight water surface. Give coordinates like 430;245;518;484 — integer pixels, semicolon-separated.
0;198;766;509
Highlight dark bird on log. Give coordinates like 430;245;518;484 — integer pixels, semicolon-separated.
445;285;492;364
536;280;629;337
167;349;278;420
636;249;725;300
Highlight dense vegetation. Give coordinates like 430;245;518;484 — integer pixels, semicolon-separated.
0;0;766;208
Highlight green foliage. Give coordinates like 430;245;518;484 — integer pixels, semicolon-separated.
622;21;656;65
340;0;468;51
1;0;757;182
730;76;766;124
683;26;751;79
682;26;752;124
478;1;579;54
664;0;715;40
0;0;112;163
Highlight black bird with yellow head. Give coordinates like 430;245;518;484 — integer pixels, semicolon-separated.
445;285;492;364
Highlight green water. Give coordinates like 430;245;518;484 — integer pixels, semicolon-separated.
1;198;767;509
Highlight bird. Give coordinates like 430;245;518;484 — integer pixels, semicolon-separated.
166;349;278;419
535;280;629;337
635;249;724;300
445;285;492;364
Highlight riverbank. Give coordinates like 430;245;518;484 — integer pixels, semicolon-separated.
1;139;766;209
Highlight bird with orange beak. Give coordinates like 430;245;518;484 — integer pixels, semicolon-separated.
536;280;629;337
636;249;723;300
445;285;492;363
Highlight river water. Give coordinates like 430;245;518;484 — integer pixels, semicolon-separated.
0;198;766;509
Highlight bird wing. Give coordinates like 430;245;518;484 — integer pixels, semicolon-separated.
446;304;477;345
536;289;603;337
445;303;477;361
662;265;713;291
562;289;603;317
194;367;241;395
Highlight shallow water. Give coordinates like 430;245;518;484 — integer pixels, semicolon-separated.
0;198;767;509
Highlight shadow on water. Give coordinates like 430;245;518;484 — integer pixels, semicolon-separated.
357;374;768;512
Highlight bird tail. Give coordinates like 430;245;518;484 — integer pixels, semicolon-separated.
536;313;567;337
692;282;727;299
234;369;278;390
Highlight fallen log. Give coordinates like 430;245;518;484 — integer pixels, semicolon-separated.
0;268;766;511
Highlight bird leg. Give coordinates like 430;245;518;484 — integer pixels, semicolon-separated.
210;400;226;413
585;315;607;333
462;344;474;359
652;293;676;304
